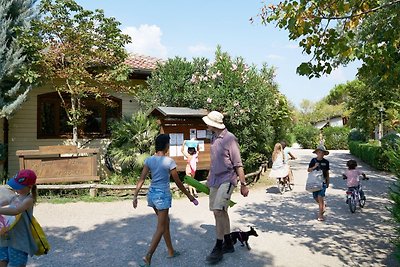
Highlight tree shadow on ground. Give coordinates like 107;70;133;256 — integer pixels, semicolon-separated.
250;149;398;267
28;214;273;267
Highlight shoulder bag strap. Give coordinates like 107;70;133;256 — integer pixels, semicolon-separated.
25;211;47;250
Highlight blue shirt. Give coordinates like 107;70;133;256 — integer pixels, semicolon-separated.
145;155;177;191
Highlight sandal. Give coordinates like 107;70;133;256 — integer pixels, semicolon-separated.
167;250;181;259
317;217;325;222
140;254;151;266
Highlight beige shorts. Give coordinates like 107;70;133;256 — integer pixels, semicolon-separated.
209;182;235;211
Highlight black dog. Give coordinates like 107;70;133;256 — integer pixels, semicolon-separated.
230;226;258;250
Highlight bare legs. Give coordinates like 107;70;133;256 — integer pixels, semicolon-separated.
315;196;325;220
143;208;175;265
213;210;230;239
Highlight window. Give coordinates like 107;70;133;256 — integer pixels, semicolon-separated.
37;92;122;139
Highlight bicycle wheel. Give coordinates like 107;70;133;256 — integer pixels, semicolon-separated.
287;178;293;191
349;195;357;213
277;179;285;194
359;195;366;208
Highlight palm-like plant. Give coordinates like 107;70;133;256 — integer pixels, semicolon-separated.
107;112;159;174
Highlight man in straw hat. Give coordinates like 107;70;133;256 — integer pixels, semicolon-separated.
307;145;330;222
202;111;249;264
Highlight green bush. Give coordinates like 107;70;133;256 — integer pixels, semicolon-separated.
348;141;387;171
323;126;350;149
348;128;368;142
106;112;159;177
136;47;294;172
387;139;400;260
293;124;319;149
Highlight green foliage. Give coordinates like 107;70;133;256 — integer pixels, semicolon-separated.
296;98;344;125
386;138;400;260
348;141;388;171
292;124;319;149
323;126;350;150
0;0;37;118
107;112;159;176
259;0;400;84
348;129;368;142
29;0;132;144
346;80;399;134
136;47;294;171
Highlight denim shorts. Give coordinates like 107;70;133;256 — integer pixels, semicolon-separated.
0;246;28;266
313;183;327;199
147;188;172;210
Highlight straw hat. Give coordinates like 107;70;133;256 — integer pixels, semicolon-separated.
202;111;225;129
313;145;329;155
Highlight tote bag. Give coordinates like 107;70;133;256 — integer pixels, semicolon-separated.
305;170;324;192
25;211;50;256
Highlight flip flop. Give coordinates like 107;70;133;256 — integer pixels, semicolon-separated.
167;250;181;259
317;217;325;222
139;255;151;266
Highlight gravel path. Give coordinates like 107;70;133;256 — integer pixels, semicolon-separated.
28;149;398;267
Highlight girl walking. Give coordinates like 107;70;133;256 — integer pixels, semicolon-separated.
0;169;38;267
133;134;198;267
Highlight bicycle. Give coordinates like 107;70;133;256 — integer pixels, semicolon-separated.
343;174;368;213
277;174;293;194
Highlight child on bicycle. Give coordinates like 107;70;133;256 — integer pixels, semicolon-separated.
343;159;368;201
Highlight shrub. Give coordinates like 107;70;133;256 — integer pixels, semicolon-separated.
348;141;387;171
293;124;319;149
136;48;294;172
323;126;350;150
387;139;400;260
348;128;368;142
106;112;159;177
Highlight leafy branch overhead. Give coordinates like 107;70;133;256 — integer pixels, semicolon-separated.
259;0;400;81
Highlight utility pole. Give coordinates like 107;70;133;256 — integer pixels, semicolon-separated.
378;106;385;144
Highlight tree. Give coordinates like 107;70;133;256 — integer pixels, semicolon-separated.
0;0;37;119
32;0;131;145
259;0;400;84
137;47;293;171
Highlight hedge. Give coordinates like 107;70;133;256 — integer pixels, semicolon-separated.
348;141;388;171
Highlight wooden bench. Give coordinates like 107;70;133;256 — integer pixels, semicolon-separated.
16;145;100;196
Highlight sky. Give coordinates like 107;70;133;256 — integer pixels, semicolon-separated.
74;0;360;107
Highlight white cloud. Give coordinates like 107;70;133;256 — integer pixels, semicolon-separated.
188;43;213;55
122;24;167;58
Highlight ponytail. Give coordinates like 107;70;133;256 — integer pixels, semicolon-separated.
31;184;38;205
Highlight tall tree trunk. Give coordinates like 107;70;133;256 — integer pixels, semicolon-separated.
71;95;78;146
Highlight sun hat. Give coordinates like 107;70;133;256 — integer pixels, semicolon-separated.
7;169;37;190
202;111;225;129
313;145;329;155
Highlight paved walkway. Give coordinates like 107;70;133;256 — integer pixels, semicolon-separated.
28;149;398;267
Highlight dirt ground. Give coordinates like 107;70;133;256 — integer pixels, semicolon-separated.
28;149;398;267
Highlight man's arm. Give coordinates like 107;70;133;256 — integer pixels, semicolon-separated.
235;166;249;197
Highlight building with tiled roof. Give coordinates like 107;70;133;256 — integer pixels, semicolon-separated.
125;53;163;79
